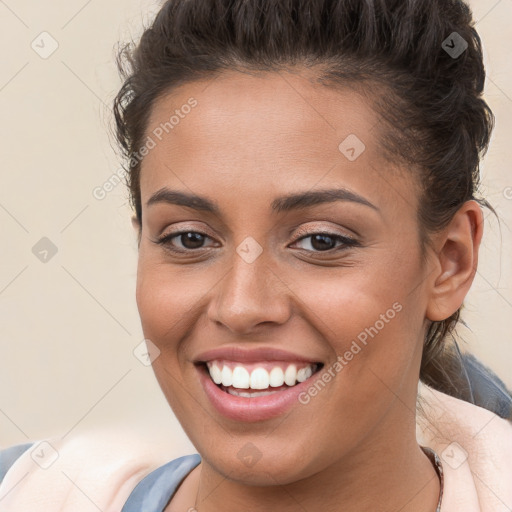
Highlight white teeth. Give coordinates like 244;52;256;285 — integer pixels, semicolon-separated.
221;365;233;387
297;366;313;382
232;366;250;389
209;363;222;384
250;367;269;389
206;361;318;390
226;388;281;398
284;364;297;386
269;367;285;387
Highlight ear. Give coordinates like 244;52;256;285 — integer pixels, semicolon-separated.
131;215;142;241
131;215;142;248
425;200;484;322
131;215;140;232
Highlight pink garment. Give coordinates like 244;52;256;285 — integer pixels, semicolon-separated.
0;383;511;511
416;383;512;511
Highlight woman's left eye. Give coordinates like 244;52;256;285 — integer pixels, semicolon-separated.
290;232;358;252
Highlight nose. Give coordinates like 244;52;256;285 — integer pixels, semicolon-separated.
207;247;292;335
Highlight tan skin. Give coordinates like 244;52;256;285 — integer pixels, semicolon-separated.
131;69;483;512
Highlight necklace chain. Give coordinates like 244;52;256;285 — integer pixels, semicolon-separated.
421;446;444;512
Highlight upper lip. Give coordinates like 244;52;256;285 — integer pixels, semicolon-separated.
194;346;322;364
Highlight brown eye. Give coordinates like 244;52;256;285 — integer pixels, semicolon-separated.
176;232;207;249
291;232;359;252
154;231;215;251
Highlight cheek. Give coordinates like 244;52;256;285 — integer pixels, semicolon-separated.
135;255;209;347
294;260;424;405
297;256;417;343
134;257;202;415
300;275;413;375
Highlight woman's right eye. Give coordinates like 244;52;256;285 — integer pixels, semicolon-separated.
152;231;216;252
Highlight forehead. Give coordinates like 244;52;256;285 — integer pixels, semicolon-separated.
139;69;416;212
144;69;377;161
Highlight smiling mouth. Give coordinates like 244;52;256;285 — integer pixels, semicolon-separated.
200;360;325;397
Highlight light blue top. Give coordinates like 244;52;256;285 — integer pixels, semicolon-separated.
121;452;201;511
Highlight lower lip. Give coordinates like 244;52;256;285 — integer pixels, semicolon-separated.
196;363;321;422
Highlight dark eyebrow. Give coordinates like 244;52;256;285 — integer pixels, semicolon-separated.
146;188;221;215
146;187;378;215
271;188;379;213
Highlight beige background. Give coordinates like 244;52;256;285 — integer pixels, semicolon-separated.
0;0;511;450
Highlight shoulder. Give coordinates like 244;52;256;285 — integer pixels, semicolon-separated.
461;352;512;419
0;442;34;484
417;381;512;451
0;427;186;512
417;383;512;511
121;453;201;511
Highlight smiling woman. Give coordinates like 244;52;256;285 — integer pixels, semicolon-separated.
1;0;512;511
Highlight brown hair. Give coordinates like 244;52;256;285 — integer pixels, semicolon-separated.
111;0;510;412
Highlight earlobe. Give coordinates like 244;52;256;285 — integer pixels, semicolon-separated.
131;215;142;249
131;215;141;232
425;200;484;322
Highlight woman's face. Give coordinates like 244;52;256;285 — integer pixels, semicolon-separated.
135;69;434;484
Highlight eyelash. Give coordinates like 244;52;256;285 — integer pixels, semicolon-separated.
152;229;359;254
